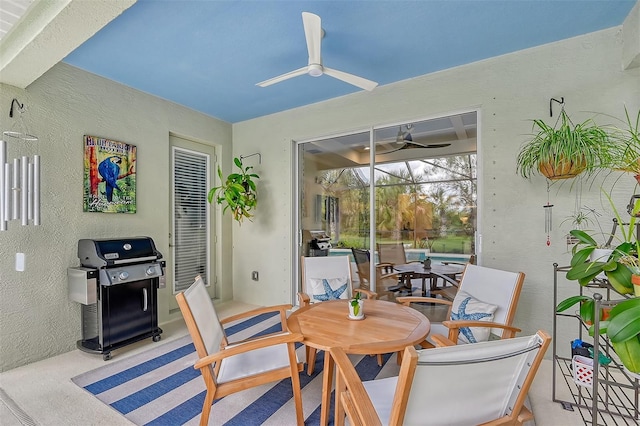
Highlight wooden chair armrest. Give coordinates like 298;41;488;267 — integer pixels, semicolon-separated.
330;347;383;426
379;271;400;280
194;332;303;369
220;304;292;325
297;292;311;306
430;334;457;347
441;321;521;342
354;288;378;299
428;272;460;287
376;263;395;274
396;296;453;307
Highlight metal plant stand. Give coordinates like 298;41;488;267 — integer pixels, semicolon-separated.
552;264;639;425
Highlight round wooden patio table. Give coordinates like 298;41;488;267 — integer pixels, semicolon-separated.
287;299;430;426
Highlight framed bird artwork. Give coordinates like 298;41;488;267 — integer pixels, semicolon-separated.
83;135;137;213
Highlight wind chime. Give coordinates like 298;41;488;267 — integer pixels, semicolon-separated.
0;98;40;231
544;181;553;246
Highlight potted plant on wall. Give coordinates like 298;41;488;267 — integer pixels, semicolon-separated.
208;157;259;224
516;108;618;180
604;107;640;183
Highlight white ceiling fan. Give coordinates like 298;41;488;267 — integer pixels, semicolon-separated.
256;12;378;91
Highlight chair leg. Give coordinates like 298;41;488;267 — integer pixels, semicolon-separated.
288;343;305;426
200;389;215;426
377;354;383;366
307;347;318;375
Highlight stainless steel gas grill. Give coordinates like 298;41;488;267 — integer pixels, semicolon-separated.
68;237;165;360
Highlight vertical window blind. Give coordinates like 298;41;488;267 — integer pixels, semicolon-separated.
172;148;210;293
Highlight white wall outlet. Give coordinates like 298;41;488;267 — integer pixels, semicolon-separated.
251;271;259;281
15;253;25;272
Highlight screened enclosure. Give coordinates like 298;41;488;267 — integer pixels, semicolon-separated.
297;111;478;268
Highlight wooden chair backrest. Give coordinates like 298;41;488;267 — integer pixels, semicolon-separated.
300;255;354;299
334;330;550;425
401;331;550;425
456;264;525;337
377;243;407;266
351;248;371;283
175;276;227;359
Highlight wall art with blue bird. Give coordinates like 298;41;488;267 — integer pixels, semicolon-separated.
83;135;137;213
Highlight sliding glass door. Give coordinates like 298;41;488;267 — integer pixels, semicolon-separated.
296;112;478;301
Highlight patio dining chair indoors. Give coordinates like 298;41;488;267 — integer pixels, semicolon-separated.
351;248;405;300
397;263;525;348
331;330;551;425
299;255;379;374
176;276;304;426
377;242;424;291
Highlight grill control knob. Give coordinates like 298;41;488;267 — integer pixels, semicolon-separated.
119;271;129;280
146;266;156;275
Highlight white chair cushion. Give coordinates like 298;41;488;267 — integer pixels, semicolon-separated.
362;376;398;425
218;341;298;383
450;291;498;343
308;277;350;301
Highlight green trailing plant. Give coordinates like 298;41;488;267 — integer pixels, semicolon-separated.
606;107;640;175
208;157;259;224
516;109;618;180
561;206;611;248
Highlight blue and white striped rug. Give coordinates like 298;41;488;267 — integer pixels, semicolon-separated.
71;311;400;425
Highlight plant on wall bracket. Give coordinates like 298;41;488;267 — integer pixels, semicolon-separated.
208;157;259;225
516;108;618;180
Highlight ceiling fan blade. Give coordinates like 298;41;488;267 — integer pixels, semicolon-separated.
402;142;452;150
324;67;378;91
256;66;309;87
302;12;322;65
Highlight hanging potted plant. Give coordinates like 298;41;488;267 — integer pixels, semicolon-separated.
605;107;640;183
516;109;617;180
208;157;259;224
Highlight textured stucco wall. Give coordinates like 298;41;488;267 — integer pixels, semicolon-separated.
232;27;640;347
0;63;233;372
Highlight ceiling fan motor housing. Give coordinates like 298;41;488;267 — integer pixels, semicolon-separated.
308;63;323;77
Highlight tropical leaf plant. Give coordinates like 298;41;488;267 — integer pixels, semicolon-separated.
208;157;259;225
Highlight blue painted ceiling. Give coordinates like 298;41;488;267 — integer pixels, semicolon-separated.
63;0;636;123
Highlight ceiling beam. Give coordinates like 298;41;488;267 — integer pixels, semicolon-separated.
0;0;136;88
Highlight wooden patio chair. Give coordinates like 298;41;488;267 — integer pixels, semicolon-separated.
176;276;304;426
351;248;405;300
397;263;525;348
299;255;378;374
377;242;424;291
331;330;551;426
